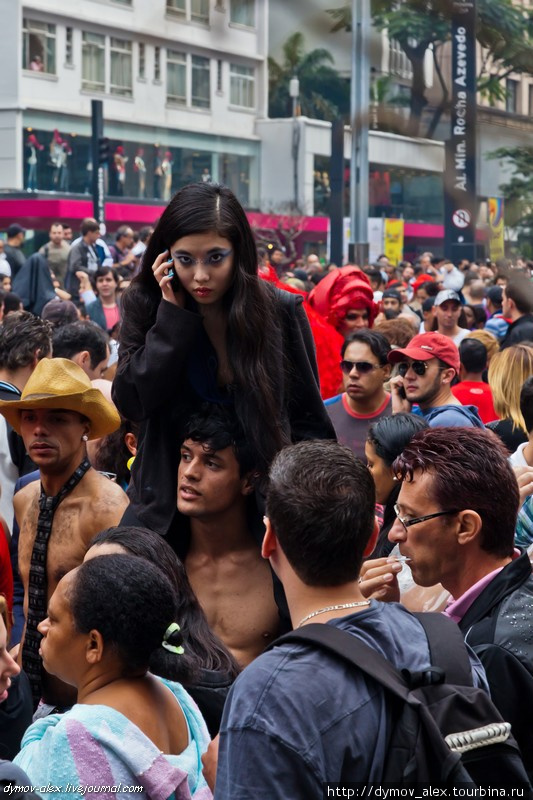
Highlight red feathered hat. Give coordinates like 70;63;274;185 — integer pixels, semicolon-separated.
307;266;378;331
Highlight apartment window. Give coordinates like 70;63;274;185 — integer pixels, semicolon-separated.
506;78;518;113
167;50;187;104
138;42;146;79
65;27;73;66
154;46;161;81
230;64;254;108
217;59;223;93
22;19;56;74
191;0;209;23
166;0;208;24
110;37;132;96
230;0;255;26
167;0;186;16
82;31;105;92
192;55;210;108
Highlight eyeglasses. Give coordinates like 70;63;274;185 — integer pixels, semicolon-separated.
340;360;383;375
397;360;431;377
394;504;461;530
171;248;233;268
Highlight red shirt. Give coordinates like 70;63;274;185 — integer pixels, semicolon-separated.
451;381;498;424
0;521;13;611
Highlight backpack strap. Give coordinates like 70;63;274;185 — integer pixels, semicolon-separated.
270;624;412;703
412;612;473;687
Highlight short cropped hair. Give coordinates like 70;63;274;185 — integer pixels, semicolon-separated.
80;218;99;237
505;275;533;314
459;338;487;374
341;328;391;364
394;427;518;558
266;440;376;586
52;321;109;370
0;311;52;371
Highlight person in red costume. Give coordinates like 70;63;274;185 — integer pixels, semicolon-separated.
258;271;344;400
307;266;379;337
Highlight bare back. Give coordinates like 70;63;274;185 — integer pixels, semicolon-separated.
16;469;129;705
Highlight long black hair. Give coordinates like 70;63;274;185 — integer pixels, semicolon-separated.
90;526;240;679
126;182;288;470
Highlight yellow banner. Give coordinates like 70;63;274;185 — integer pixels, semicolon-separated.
488;197;504;262
384;219;404;266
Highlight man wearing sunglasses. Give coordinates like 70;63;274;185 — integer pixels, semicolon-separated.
388;332;483;428
325;330;391;461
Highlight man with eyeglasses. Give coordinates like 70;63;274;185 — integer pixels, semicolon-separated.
325;329;392;460
361;427;533;780
388;332;483;428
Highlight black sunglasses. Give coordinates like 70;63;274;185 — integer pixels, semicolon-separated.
340;360;383;375
397;360;430;377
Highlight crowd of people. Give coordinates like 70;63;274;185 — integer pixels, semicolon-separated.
0;182;533;797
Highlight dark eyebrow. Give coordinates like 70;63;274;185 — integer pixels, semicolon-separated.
172;247;229;256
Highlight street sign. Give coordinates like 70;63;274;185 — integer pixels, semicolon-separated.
444;0;477;263
452;209;471;228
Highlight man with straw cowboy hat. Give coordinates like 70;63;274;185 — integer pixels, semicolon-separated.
1;358;129;713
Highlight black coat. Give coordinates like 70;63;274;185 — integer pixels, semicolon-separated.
12;254;56;316
500;313;533;350
113;284;336;537
459;551;533;780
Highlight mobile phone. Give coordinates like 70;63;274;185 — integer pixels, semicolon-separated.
166;257;182;292
170;271;182;292
398;385;407;400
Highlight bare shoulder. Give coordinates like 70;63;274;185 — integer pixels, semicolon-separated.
82;472;128;520
14;480;40;517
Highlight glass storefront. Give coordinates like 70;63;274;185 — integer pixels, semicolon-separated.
313;156;444;225
22;126;256;208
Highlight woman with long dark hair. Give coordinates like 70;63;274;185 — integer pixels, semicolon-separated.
113;182;334;536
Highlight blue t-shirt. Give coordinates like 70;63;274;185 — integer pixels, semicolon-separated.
215;601;484;799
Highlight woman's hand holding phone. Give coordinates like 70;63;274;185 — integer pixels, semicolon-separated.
152;250;185;308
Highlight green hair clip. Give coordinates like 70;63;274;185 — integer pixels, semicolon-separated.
162;622;184;655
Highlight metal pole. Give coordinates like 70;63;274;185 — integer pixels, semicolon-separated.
349;0;370;265
91;100;105;234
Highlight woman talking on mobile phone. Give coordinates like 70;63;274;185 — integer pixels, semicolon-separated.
112;182;335;539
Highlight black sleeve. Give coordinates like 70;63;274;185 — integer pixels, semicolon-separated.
474;642;533;781
281;295;337;443
112;287;203;421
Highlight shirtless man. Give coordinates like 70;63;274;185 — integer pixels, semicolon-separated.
0;357;129;710
177;406;280;667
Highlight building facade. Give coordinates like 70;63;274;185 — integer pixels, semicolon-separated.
1;0;266;230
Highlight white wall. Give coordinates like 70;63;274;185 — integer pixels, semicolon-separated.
18;0;268;139
257;117;445;214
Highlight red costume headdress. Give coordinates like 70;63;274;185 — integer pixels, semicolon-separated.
307;266;378;331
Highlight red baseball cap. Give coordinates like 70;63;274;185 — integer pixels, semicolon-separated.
388;332;460;374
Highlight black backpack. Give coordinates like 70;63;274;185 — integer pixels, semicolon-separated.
272;613;532;792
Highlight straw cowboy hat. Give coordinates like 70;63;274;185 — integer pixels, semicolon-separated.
0;357;120;439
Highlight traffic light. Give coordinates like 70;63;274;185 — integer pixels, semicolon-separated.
98;136;110;165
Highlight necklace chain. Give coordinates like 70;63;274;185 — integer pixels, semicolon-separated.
297;600;371;628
